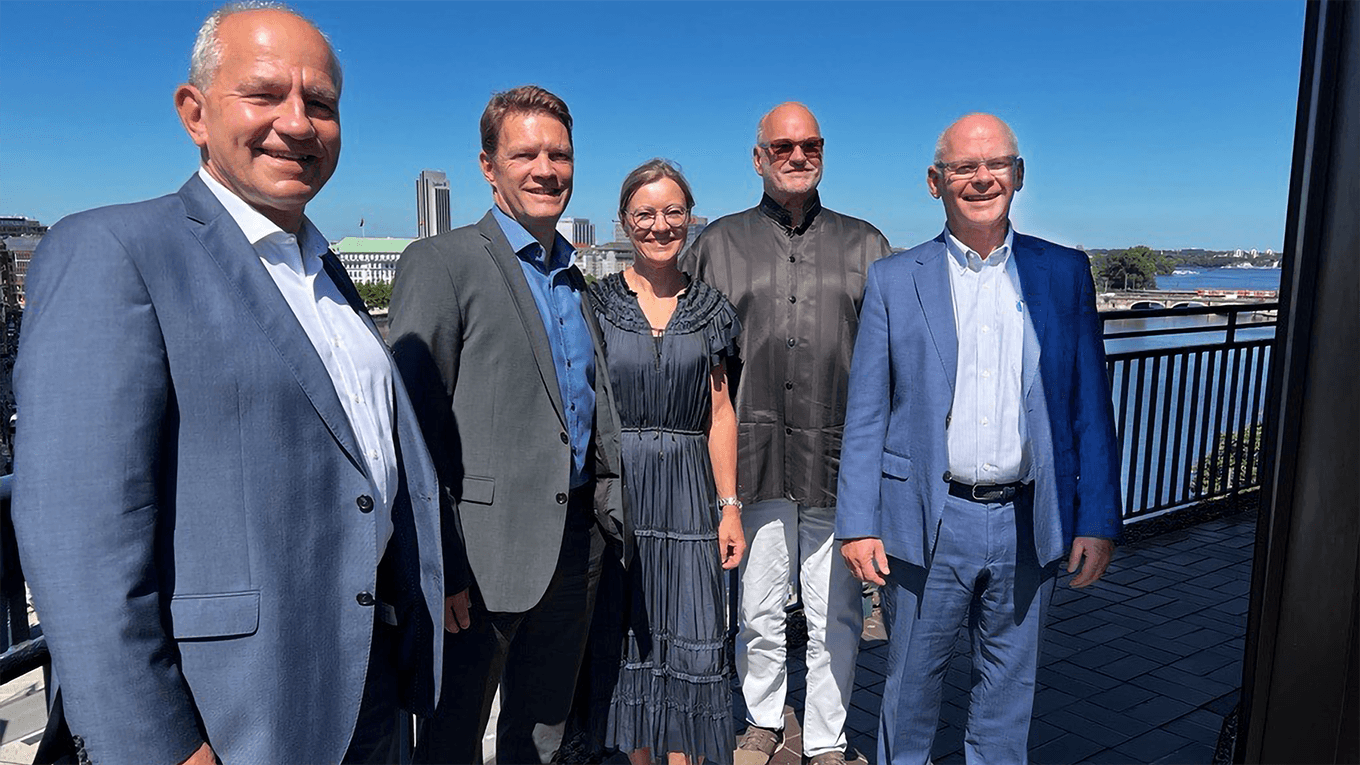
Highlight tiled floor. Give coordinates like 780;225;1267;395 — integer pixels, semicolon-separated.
756;511;1253;765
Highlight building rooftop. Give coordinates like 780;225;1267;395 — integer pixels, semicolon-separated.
332;236;416;255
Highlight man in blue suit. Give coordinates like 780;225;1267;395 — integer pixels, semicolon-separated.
11;6;444;765
837;114;1122;764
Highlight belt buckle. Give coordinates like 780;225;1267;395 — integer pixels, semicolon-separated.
971;483;989;502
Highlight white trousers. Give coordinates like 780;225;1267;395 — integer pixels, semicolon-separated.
737;500;864;757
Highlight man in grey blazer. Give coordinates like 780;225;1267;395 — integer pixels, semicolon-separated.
11;7;444;765
389;85;628;764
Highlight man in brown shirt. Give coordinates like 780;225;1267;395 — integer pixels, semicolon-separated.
682;102;892;765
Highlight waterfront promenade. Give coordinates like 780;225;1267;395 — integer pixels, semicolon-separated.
0;507;1251;764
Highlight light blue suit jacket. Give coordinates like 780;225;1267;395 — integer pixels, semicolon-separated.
12;176;445;765
836;232;1122;569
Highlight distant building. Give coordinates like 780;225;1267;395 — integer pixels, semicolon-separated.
687;214;708;245
577;241;635;279
333;237;415;284
0;216;47;238
416;170;451;239
3;235;43;306
556;217;596;248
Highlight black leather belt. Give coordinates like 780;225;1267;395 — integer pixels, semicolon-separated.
947;479;1030;504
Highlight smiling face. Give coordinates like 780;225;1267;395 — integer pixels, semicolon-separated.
175;9;341;232
480;111;574;239
927;114;1024;243
624;177;690;269
753;103;824;205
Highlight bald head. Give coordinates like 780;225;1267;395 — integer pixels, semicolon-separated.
756;102;820;147
934;113;1018;165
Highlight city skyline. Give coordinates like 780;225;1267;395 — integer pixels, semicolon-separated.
1;2;1305;252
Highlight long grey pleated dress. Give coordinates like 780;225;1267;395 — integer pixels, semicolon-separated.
590;271;741;764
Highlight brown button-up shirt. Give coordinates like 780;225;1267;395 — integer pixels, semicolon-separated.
682;193;891;507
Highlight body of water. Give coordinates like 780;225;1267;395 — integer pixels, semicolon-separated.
1155;266;1281;293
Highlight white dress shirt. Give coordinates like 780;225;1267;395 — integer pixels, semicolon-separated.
944;226;1030;485
199;168;398;552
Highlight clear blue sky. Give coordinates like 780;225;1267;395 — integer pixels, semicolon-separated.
1;1;1304;251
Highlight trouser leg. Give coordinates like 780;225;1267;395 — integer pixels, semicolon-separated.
498;507;605;764
878;497;983;765
796;504;863;757
963;498;1051;765
414;589;516;765
737;499;797;731
343;619;406;765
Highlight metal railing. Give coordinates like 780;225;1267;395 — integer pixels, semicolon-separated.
1102;302;1277;521
1;473;48;684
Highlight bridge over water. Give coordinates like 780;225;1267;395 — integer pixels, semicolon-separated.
1098;289;1278;310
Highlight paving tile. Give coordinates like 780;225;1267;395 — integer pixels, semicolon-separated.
1203;691;1239;716
930;724;965;761
1128;673;1221;708
845;704;880;736
1029;718;1065;748
1041;707;1135;748
1087;683;1160;712
1112;729;1194;763
1143;619;1202;641
1046;661;1125;691
1049;612;1110;636
1107;637;1183;666
1153;741;1216;764
1207;662;1244;687
1163;713;1225;743
1128;574;1181;593
1166;627;1237;650
1080;747;1136;763
1169;649;1238;676
1098;653;1165;681
1032;687;1080;716
1030;732;1105;764
1148;665;1237;698
1125;697;1199;728
1066;644;1131;671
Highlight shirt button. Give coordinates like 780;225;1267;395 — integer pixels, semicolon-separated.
787;338;796;348
556;492;568;504
981;370;991;378
352;394;362;404
356;591;375;606
356;495;374;513
560;432;569;444
788;295;797;304
981;326;991;333
980;417;990;426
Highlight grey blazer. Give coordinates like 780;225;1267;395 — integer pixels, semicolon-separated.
11;175;446;765
389;211;629;614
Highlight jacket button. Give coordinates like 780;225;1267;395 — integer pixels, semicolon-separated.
785;381;793;390
785;427;793;436
943;471;953;482
787;338;796;347
560;432;569;444
556;492;568;504
788;295;797;303
356;495;374;513
946;413;952;427
356;591;375;606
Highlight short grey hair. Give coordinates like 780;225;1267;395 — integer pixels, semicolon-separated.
188;2;342;91
933;113;1020;164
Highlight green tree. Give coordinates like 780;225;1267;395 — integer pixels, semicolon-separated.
1093;245;1171;291
354;280;393;310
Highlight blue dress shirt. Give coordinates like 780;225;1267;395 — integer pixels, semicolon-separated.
491;206;596;489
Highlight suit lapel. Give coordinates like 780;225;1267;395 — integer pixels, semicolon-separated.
914;236;958;393
1012;234;1051;398
178;176;365;469
477;213;568;430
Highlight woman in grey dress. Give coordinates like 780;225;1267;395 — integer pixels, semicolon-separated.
592;159;745;765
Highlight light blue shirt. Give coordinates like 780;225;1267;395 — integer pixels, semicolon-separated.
944;225;1030;484
491;206;595;489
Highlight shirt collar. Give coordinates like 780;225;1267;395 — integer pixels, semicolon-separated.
490;205;576;273
945;225;1014;273
197;167;329;272
758;191;822;234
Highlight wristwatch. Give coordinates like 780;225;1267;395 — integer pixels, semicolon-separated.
718;496;743;510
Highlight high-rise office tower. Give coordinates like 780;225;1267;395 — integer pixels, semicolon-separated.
416;170;451;238
555;217;596;249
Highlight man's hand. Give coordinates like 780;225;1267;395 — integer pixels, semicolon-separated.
841;537;890;586
181;742;218;765
1067;536;1115;588
718;509;746;570
445;589;472;633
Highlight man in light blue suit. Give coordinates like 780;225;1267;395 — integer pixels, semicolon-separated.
837;114;1122;764
11;6;444;764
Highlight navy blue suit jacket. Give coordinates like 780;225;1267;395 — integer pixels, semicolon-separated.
12;176;445;765
836;232;1122;569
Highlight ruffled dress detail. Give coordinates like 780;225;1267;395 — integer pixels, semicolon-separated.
590;272;741;764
